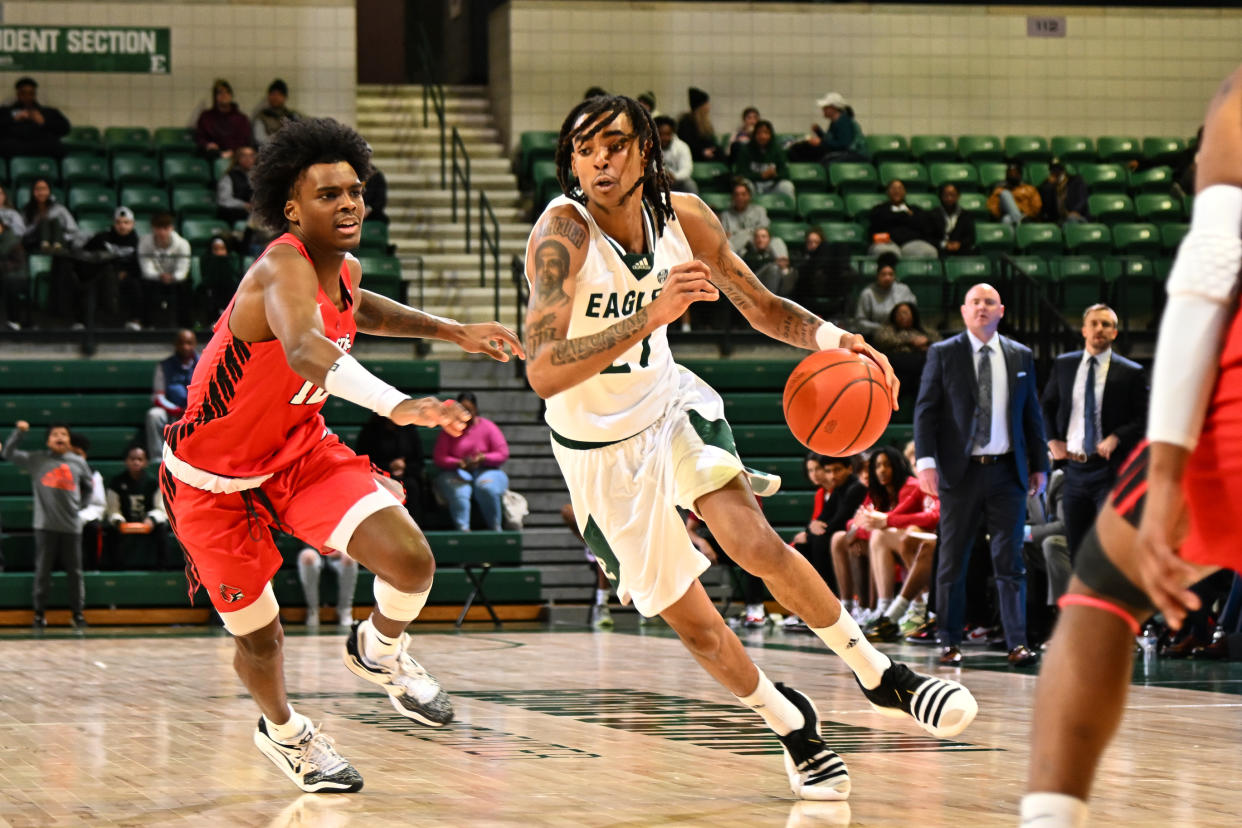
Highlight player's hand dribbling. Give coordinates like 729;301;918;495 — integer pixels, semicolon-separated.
390;397;472;436
838;333;900;410
456;322;526;362
648;261;718;327
1134;473;1200;630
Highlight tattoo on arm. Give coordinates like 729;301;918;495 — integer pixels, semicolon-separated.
775;298;822;349
356;290;445;338
525;313;558;356
531;239;573;309
537;216;587;249
549;307;649;366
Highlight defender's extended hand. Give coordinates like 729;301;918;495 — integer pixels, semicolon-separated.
458;322;527;362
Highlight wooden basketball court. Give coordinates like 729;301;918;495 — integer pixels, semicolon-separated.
1;620;1239;826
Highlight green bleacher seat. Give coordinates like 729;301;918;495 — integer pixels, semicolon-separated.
0;393;151;427
973;222;1015;257
1135;193;1183;222
864;134;909;162
905;192;937;212
755;192;795;221
896;259;946;319
845;192;886;219
1025;162;1051;188
153;127;196;156
943;256;993;285
111;154;161;186
1063;222;1112;255
958;192;989;220
67;185;116;217
1007;254;1051;284
746;456;809;482
796;192;845;224
1078;163;1128;192
0;360;154;390
119;185;170;218
1050;256;1105;314
1160;222;1188;252
689;161;730;192
77;215;112;238
762;492;815;525
787;162;828;191
1005;135;1051;163
851;255;878;281
1051;136;1095;163
721;393;785;424
768;221;810;252
1105;258;1160;319
878;161;929;191
1096;136;1142;163
818;222;866;254
0;157;6;185
212;156;231;181
1183;193;1194;220
531;159;558;201
1128;165;1173;193
910;134;956;163
362;273;404;303
1141;136;1186;164
519;131;559;181
61;153;109;185
62;125;104;155
957;135;1003;163
1086;193;1136;223
678;359;798;390
161;156;211;186
1016;223;1063;256
104;126;152;154
171;186;217;218
180;217;229;249
10;155;59;187
828;162;878;194
929;162;979;192
1112;222;1162;256
358;255;401;279
700;191;732;213
976;162;1008;191
359;221;389;252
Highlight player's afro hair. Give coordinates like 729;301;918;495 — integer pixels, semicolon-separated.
250;117;375;232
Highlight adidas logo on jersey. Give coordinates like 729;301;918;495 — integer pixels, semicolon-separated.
632;256;650;270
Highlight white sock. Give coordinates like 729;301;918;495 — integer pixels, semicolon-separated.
265;706;310;743
874;597;890;616
886;596;910;621
746;603;765;617
735;668;805;736
595;588;609;606
811;611;892;689
362;618;402;663
1019;792;1087;828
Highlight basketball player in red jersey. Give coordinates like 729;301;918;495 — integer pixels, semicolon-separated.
1022;67;1242;827
160;118;524;793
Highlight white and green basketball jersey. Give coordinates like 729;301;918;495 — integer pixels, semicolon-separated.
533;195;693;444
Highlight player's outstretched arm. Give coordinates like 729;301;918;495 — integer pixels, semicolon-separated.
523;206;716;399
671;193;899;406
351;259;524;361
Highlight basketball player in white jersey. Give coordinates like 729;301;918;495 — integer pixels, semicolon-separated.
524;94;979;802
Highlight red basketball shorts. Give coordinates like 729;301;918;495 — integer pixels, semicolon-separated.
160;434;401;612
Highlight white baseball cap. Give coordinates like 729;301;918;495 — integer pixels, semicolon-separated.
816;92;847;110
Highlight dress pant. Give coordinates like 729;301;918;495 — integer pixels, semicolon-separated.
33;530;84;614
1060;457;1112;556
935;458;1028;649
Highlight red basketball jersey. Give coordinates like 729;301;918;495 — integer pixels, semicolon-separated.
165;233;358;478
1190;304;1242;473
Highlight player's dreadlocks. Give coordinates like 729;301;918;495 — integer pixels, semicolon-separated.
250;117;375;232
554;94;675;237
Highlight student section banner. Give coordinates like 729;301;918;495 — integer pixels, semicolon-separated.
0;26;171;74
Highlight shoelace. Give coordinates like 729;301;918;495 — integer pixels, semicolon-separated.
296;725;348;775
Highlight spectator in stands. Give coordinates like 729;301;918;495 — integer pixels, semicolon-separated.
198;236;243;323
929;183;976;256
853;252;917;336
70;433;106;572
987;162;1042;225
636;91;660;118
298;546;357;628
138;212;193;328
655;116;696;193
105;445;171;570
728;106;759;161
252;79;302;146
78;206;141;330
21;178;78;253
145;329;200;460
718;179;769;254
355;412;430;525
432;392;510;532
868;179;938;259
583;86;608;99
732;119;795;200
0;213;26;330
790;92;867;165
195;78;253;159
831;449;913;621
0;184;26;236
0;77;70;159
873;301;940;398
217;145;257;225
742;226;795;297
1037;158;1089;225
676;87;720;162
365;167;389;223
2;420;92;628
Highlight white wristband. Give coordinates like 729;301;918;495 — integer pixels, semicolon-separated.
323;354;410;418
815;322;847;350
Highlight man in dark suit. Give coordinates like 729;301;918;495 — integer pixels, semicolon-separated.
914;283;1048;667
1040;304;1148;561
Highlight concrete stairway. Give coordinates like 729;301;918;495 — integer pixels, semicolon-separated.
355;84;529;352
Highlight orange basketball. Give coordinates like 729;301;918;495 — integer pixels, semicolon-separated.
783;348;892;456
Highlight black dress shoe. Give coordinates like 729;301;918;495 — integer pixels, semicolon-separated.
939;646;962;666
1192;637;1230;660
1008;645;1040;667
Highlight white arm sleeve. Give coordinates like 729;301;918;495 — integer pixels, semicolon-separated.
1147;184;1242;449
322;354;410;418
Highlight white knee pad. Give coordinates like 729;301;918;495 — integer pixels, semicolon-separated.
373;577;430;624
220;582;280;636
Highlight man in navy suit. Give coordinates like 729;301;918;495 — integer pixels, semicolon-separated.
914;283;1048;667
1040;304;1149;565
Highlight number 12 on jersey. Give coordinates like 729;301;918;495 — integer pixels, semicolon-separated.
290;380;329;405
601;334;652;374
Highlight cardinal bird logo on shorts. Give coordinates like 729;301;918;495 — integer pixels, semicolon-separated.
218;583;245;604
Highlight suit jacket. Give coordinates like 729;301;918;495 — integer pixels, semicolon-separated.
1040;350;1148;475
914;332;1049;490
